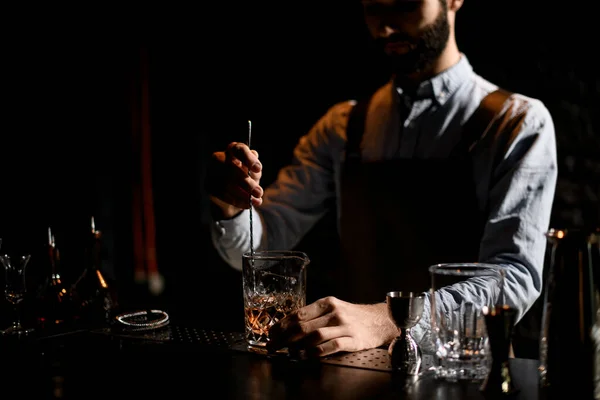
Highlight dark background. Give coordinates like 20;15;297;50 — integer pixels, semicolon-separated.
0;2;598;353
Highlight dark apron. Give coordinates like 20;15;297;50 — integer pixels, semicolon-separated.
335;89;510;304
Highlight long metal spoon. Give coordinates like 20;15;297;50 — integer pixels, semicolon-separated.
248;120;254;257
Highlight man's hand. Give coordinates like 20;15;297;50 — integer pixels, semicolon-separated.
206;142;263;219
267;296;398;358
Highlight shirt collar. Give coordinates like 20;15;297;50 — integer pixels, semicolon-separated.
395;54;473;106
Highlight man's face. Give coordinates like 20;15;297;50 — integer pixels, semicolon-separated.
362;0;450;76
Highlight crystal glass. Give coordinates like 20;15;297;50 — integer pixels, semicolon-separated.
429;263;505;382
242;250;309;353
1;253;34;336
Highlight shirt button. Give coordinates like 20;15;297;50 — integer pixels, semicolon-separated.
215;222;226;237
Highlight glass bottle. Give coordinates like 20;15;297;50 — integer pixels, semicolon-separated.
35;227;75;330
70;217;119;328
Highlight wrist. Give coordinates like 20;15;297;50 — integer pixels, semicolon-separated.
374;302;400;344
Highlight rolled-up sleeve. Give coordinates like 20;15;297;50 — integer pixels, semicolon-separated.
211;102;349;271
413;97;558;349
478;99;557;319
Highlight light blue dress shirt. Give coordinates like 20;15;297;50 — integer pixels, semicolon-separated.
210;54;558;349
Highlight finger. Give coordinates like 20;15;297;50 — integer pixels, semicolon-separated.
267;316;302;352
223;145;261;183
251;196;263;207
219;185;253;210
284;312;351;356
207;149;262;208
249;150;261;173
296;325;348;350
222;159;263;194
233;161;261;182
306;336;356;358
223;178;264;208
232;178;265;205
226;142;262;172
267;305;335;351
295;297;337;322
236;175;263;200
219;190;262;210
231;158;243;169
268;298;337;343
249;169;262;181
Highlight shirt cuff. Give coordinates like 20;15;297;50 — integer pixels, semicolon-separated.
210;208;263;271
213;208;252;239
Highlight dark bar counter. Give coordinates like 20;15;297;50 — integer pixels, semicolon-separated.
1;323;542;400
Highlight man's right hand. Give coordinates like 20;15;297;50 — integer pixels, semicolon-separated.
206;142;263;219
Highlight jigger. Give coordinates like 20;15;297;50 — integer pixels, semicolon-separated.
386;291;425;375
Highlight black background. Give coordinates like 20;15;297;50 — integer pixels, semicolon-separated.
0;2;597;350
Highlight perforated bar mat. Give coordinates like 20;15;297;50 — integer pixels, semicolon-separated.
170;326;244;348
92;326;435;372
321;348;393;371
228;340;396;372
92;326;244;349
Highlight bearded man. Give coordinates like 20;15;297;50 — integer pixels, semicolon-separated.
206;0;557;359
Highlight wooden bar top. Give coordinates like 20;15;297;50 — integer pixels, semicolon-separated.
2;324;543;399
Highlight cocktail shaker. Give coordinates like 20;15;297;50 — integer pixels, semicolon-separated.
539;228;600;399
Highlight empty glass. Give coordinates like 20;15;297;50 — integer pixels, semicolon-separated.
242;250;309;353
429;263;505;382
1;253;34;336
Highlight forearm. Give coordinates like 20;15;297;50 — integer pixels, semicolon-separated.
413;97;557;352
210;106;341;269
412;272;507;354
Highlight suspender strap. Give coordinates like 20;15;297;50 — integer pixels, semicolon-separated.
450;88;513;157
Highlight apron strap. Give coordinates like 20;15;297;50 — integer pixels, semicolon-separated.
345;97;372;167
449;88;513;157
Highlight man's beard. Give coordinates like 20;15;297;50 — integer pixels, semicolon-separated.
376;9;450;77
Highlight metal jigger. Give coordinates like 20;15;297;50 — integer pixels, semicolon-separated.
386;291;425;375
480;305;519;397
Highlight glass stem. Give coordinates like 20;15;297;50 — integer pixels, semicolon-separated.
14;305;21;329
